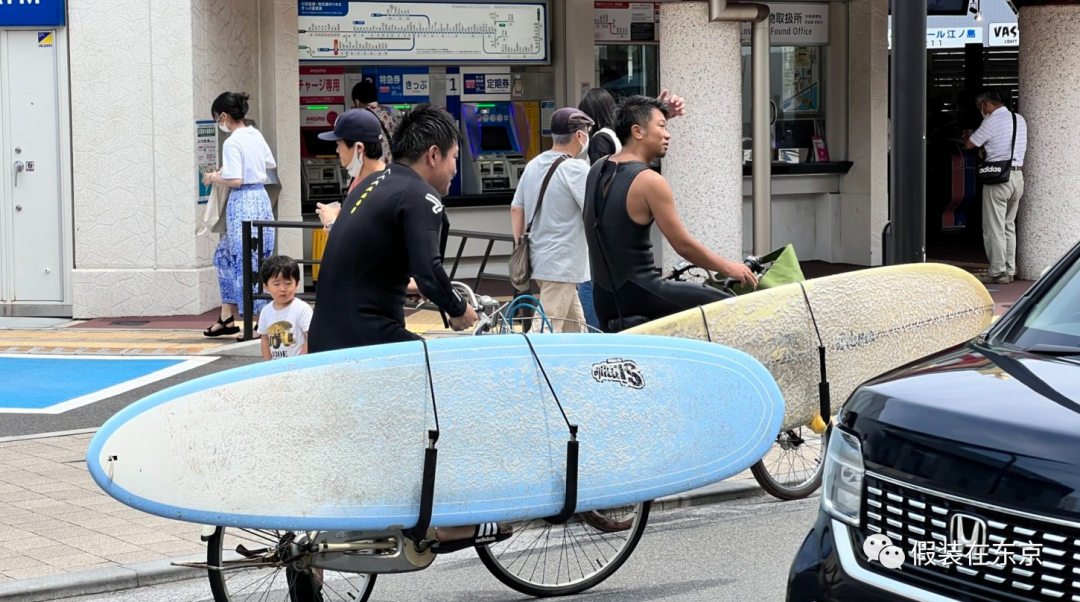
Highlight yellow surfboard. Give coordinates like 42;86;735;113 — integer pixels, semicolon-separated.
626;263;994;432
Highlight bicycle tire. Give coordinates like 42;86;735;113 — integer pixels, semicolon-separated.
749;429;825;501
476;501;650;597
206;527;377;602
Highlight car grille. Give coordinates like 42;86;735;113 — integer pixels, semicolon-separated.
861;473;1080;602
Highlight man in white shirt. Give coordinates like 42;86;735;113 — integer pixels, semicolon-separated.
965;91;1028;284
511;108;595;333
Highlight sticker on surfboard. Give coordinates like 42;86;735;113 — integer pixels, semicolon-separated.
591;359;645;389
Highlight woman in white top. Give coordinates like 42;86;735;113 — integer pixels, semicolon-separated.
202;92;277;338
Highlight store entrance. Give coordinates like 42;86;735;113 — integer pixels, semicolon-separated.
924;45;1019;268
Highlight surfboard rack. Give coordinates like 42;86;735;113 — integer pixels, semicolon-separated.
544;427;579;525
409;430;439;545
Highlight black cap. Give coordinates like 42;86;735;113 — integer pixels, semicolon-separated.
550;108;594;135
318;109;383;143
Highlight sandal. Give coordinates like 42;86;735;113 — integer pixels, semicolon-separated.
203;315;240;337
430;523;512;555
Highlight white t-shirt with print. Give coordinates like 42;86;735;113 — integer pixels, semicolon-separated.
257;299;313;360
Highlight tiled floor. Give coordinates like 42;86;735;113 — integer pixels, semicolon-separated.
0;435;205;582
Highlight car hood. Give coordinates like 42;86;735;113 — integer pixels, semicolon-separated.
843;343;1080;520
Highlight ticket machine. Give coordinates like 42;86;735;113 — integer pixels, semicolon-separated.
459;102;530;195
300;129;347;214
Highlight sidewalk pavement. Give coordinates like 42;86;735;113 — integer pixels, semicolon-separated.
0;430;768;602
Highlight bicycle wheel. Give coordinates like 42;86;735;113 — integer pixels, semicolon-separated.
476;501;650;597
206;526;376;602
750;427;825;500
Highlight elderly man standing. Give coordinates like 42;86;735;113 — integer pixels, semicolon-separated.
510;108;595;332
965;91;1028;284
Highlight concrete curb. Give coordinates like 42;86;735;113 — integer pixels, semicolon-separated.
0;554;204;602
0;483;768;602
198;339;261;357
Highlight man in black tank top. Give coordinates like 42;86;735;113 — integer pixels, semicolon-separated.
583;96;758;332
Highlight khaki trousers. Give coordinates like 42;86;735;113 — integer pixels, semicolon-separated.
982;171;1024;278
534;280;586;333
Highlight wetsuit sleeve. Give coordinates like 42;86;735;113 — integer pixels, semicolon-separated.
398;191;468;317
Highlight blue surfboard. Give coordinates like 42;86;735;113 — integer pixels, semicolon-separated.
87;334;784;531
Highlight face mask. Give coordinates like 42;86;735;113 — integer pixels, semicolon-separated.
347;144;364;178
576;133;590;160
218;119;230;134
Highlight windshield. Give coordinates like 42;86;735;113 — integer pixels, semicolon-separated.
1004;257;1080;349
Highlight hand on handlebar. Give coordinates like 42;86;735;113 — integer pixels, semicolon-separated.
723;260;759;288
449;304;479;331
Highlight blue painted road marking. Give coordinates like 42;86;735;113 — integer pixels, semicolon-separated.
0;355;217;414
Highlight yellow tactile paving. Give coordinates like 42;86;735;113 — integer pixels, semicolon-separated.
10;331;206;341
0;329;228;356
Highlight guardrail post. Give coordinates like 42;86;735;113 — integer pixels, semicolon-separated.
242;220;254;341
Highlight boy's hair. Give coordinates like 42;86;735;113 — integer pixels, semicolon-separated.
260;255;301;286
614;95;670;145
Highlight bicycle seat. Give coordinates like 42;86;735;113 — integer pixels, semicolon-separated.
606;316;650;333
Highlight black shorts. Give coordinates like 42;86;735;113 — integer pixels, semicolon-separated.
593;278;731;333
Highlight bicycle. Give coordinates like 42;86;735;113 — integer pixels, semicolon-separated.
464;284;650;597
660;257;828;501
188;282;644;601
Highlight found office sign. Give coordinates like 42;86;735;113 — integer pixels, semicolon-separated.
0;0;66;27
740;3;830;46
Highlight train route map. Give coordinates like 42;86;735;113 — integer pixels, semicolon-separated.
299;1;549;63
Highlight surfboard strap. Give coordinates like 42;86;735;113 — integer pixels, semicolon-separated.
698;306;713;343
411;340;442;545
797;283;832;428
519;334;580;524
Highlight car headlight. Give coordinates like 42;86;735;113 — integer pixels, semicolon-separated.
821;428;865;526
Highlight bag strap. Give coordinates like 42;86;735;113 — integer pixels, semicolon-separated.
1008;111;1017;167
526;155;569;234
588;156;627;324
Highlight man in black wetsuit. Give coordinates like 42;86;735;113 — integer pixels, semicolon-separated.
309;104;478;352
309;105;505;553
584;95;757;332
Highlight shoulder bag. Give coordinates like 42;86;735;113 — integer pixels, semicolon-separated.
509;155;569;291
977;112;1017;185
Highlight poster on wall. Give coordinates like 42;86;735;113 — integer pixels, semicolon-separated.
298;1;550;64
781;47;821;113
740;3;829;46
594;2;659;43
195;121;218;205
300;66;346;104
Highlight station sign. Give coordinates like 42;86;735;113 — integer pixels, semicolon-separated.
0;0;66;27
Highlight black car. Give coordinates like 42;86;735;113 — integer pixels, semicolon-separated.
787;242;1080;602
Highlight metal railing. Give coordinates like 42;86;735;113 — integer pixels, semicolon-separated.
241;220;322;341
239;222;515;341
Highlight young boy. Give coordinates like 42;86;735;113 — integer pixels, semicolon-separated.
256;255;313;360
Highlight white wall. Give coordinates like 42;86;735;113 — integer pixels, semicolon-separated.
69;0;301;318
68;0;213;317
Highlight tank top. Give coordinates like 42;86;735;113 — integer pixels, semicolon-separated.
583;158;657;291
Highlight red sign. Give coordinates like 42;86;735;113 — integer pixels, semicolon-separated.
300;66;346;105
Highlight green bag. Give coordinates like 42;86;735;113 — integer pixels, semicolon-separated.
720;244;805;296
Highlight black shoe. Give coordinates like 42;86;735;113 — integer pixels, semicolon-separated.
204;315;240;337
